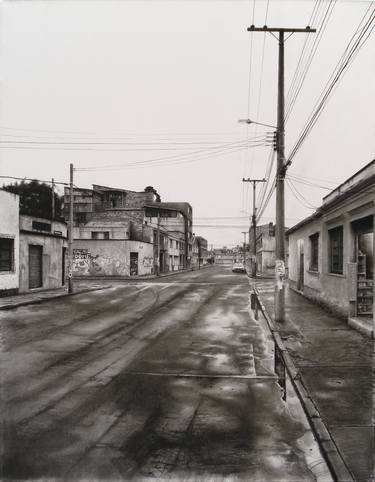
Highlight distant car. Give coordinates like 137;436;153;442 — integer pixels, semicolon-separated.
232;262;246;274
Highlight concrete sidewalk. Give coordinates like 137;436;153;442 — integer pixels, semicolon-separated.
0;282;111;310
255;279;374;482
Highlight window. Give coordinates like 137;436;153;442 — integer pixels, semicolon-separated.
91;232;99;239
32;221;51;232
329;226;343;274
309;233;319;271
0;238;14;271
103;232;110;240
76;212;87;224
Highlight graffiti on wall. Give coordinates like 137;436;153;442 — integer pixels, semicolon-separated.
73;247;153;276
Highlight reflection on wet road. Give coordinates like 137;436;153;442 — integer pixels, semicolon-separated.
1;266;330;480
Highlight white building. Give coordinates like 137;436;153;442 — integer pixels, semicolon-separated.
0;190;20;296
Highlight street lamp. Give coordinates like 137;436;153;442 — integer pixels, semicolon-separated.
238;118;277;130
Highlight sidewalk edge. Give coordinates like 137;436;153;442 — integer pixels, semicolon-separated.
0;286;112;311
253;287;355;482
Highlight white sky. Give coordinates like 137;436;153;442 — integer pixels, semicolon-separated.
0;0;374;247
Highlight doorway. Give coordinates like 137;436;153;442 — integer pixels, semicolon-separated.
130;252;138;276
353;216;373;316
29;245;43;289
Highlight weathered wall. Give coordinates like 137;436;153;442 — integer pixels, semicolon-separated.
0;190;20;294
19;235;67;293
72;240;154;277
288;188;375;320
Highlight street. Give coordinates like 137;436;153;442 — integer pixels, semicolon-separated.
1;266;329;480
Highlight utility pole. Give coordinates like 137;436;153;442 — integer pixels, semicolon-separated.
198;238;201;270
157;211;161;276
51;178;55;220
242;178;266;278
247;25;315;322
241;231;247;266
68;164;74;294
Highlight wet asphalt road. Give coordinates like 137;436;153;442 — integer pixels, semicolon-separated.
1;266;329;480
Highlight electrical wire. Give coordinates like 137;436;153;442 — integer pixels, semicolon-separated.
287;5;375;168
286;174;332;191
286;178;317;210
285;0;337;123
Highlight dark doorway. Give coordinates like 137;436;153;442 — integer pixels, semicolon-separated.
130;252;138;276
353;216;374;316
29;245;43;289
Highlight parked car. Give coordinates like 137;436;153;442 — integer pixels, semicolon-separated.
232;262;246;274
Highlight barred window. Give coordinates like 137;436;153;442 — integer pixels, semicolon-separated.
329;226;343;274
0;238;14;271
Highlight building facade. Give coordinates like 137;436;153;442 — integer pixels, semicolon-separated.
64;184;193;277
287;160;375;337
0;190;20;296
250;223;277;272
19;215;67;292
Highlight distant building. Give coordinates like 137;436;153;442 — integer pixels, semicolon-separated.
63;184;193;276
248;222;289;273
214;248;235;266
0;190;20;296
287;159;375;337
196;236;208;266
248;222;276;272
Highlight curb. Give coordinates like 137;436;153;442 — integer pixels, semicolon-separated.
253;287;354;482
0;285;112;311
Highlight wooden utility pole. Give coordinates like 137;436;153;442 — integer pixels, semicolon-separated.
68;164;74;293
247;25;315;322
157;211;161;276
51;178;55;220
242;178;266;278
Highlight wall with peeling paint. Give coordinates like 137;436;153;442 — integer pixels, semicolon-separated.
72;240;154;277
19;216;67;293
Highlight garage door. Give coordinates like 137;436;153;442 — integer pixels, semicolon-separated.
29;245;43;289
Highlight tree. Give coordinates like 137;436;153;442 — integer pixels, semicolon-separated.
2;180;63;220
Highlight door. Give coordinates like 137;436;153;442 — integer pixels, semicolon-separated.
356;231;373;315
130;252;138;276
29;245;43;289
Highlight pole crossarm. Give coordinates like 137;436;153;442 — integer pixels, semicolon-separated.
242;178;267;184
247;26;316;33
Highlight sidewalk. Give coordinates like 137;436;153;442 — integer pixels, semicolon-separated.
0;282;111;310
255;280;374;482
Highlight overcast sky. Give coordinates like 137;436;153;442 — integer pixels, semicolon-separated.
0;0;374;247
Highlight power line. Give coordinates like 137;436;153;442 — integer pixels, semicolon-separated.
287;4;375;168
286;174;332;191
285;0;337;122
286;178;317;210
